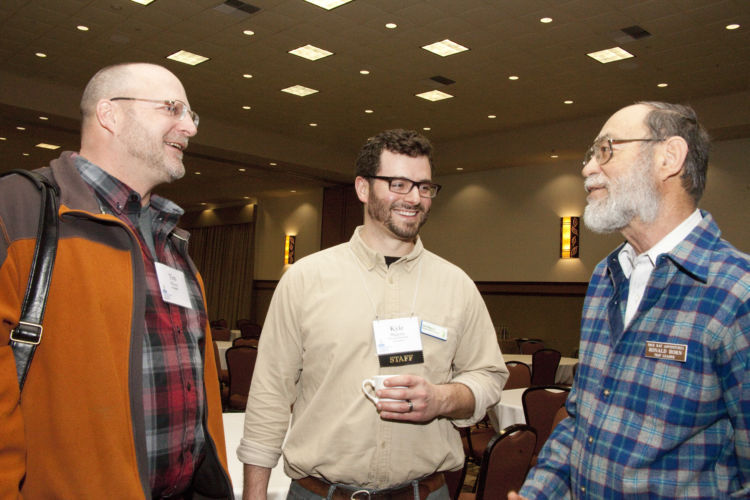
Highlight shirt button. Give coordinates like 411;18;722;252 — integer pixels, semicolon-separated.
581;486;586;493
603;389;610;397
588;436;594;444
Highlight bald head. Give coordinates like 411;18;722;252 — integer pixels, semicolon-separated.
80;63;187;127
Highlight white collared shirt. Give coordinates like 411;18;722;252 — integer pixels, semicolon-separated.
619;209;703;326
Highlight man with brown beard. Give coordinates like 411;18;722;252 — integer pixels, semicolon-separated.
239;129;507;500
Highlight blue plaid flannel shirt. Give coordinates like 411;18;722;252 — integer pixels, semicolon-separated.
521;211;750;499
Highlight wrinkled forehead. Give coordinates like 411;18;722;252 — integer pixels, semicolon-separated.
596;104;651;140
129;65;190;103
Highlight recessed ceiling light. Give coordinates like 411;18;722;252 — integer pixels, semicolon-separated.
416;90;453;101
77;25;89;31
238;168;246;172
200;202;207;205
550;154;559;159
657;82;668;88
0;137;6;141
270;162;277;166
16;126;26;131
540;17;553;23
422;39;469;57
725;23;740;30
290;190;297;193
587;46;635;64
242;73;252;79
289;44;333;61
35;52;47;58
304;0;352;9
242;105;251;110
194;171;201;175
360;69;370;75
22;153;30;156
508;75;519;80
39;116;48;120
166;50;209;66
243;196;250;199
243;29;255;36
309;123;318;127
385;23;397;29
281;85;319;97
35;143;60;150
423;127;431;131
131;0;155;4
564;100;574;104
365;109;374;114
488;115;496;119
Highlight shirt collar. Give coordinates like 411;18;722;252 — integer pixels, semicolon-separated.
349;226;424;272
617;208;703;278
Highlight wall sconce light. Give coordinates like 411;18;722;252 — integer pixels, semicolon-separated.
560;216;580;259
284;235;296;264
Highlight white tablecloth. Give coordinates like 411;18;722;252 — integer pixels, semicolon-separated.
502;354;577;385
223;412;291;499
487;388;526;432
216;341;232;370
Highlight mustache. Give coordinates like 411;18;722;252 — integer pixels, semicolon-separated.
584;174;607;193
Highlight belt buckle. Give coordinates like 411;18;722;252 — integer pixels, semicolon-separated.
350;490;371;500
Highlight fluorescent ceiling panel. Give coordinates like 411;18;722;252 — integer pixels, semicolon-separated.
422;39;469;57
281;85;319;97
35;143;61;150
304;0;353;9
416;90;453;101
289;44;333;61
586;46;634;63
166;50;209;66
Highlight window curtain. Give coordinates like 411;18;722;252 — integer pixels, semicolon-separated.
188;222;255;330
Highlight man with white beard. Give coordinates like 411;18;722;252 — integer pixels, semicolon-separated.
510;102;750;499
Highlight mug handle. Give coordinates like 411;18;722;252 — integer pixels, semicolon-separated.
362;379;378;403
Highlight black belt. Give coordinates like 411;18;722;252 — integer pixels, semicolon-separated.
296;473;445;500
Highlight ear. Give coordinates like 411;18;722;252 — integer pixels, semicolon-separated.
95;99;117;134
657;136;688;181
354;176;370;203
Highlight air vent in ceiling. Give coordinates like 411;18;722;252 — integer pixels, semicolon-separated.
430;75;455;86
214;0;260;16
621;25;651;40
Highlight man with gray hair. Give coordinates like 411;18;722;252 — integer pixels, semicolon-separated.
0;63;232;498
510;102;750;498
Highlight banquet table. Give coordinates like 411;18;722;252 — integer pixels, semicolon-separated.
487;388;526;432
216;341;232;370
223;412;291;499
502;354;578;385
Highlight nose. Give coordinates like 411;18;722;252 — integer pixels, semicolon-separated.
177;113;198;137
581;156;599;178
404;184;422;204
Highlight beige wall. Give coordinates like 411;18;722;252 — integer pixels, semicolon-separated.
254;190;324;281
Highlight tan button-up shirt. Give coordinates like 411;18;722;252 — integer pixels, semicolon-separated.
237;227;507;489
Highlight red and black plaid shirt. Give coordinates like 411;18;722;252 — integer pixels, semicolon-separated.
77;157;206;498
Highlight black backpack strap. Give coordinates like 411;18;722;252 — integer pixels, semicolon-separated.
1;169;60;392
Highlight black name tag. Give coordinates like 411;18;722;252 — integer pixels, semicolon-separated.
378;350;424;367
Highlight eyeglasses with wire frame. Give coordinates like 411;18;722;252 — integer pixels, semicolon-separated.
366;175;442;198
583;137;665;167
110;97;199;127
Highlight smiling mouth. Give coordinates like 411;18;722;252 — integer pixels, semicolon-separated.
165;141;185;151
393;208;419;217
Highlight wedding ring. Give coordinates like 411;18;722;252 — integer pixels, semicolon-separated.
407;399;413;412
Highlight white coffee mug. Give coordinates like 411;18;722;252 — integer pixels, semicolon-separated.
362;375;405;404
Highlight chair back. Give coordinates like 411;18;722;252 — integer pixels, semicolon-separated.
504;361;531;389
530;348;561;386
499;339;520;354
211;326;231;342
233;337;259;348
210;319;228;329
474;424;537;500
444;462;468;500
522;386;570;459
519;340;545;355
238;322;262;340
551;405;569;430
225;346;258;410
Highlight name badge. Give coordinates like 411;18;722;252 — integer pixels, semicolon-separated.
421;320;448;341
155;262;193;309
644;341;687;362
372;316;424;367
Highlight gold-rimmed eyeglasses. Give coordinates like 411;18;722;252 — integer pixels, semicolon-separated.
583;137;664;167
366;175;441;198
110;97;199;128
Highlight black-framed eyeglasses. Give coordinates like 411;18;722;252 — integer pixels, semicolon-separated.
583;137;665;167
366;175;442;198
110;97;199;127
